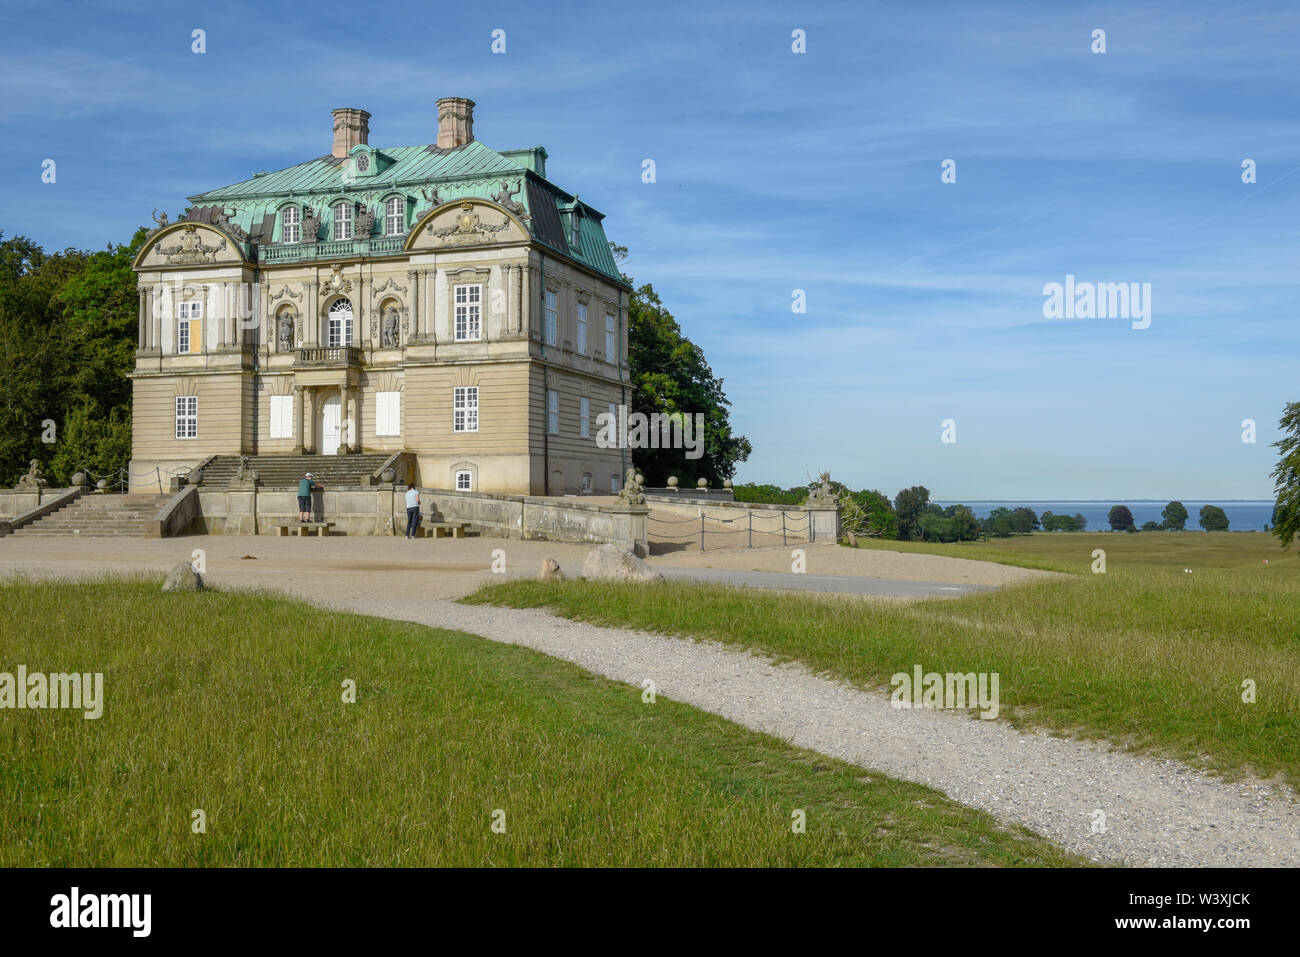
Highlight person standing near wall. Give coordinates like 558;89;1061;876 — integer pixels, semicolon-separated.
298;472;319;523
404;483;421;539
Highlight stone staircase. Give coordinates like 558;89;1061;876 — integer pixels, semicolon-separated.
11;493;173;537
197;453;394;488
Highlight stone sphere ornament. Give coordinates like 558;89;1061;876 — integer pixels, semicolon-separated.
697;477;708;489
71;472;87;487
666;476;678;488
380;468;396;483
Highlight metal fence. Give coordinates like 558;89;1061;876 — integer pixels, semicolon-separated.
647;506;811;551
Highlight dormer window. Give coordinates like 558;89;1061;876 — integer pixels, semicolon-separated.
282;206;300;244
333;202;353;241
385;196;404;236
570;207;581;250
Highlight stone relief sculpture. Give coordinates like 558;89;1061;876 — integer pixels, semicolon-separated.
429;202;511;246
156;225;226;265
323;263;352;296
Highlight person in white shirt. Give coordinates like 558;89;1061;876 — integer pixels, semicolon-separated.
404;484;421;539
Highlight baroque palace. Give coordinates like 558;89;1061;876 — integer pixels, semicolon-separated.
130;98;630;496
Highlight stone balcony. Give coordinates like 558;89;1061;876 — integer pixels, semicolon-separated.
295;346;362;368
258;236;407;264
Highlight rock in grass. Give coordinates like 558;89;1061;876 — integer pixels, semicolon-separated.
162;562;204;592
581;544;663;583
846;531;858;547
538;558;564;582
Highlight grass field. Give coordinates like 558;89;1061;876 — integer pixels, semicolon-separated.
848;529;1293;575
0;578;1077;867
469;533;1300;786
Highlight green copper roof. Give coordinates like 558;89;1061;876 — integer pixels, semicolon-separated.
183;139;627;286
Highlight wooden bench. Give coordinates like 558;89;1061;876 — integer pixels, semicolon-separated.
276;521;336;537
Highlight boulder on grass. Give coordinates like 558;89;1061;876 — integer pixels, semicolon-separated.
162;561;205;593
846;531;858;547
538;558;564;582
581;544;663;583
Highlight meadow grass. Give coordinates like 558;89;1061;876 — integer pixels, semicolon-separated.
0;577;1077;867
468;540;1300;785
848;530;1291;574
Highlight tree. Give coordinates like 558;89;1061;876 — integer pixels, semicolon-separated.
893;485;931;540
1161;501;1188;531
1108;505;1135;531
1199;504;1229;531
626;281;751;486
1271;402;1300;549
732;483;805;506
851;489;898;539
1140;520;1162;531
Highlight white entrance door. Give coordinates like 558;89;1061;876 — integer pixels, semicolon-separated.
321;394;341;455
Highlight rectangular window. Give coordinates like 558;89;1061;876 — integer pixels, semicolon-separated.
544;289;557;346
269;394;294;439
454;284;482;341
454;386;479;433
178;301;201;354
610;473;620;494
581;473;592;494
580;397;590;438
385;196;404;236
282;206;301;244
376;391;401;436
575;303;587;354
605;314;616;362
547;389;559;434
456;470;473;491
334;202;353;241
174;396;198;439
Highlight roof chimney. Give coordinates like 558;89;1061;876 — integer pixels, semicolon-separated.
331;108;370;158
437;97;475;149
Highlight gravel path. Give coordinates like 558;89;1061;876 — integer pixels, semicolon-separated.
326;595;1300;868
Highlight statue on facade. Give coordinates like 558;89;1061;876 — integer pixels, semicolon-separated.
278;313;295;351
301;206;321;244
15;459;47;490
492;180;528;219
617;467;645;505
151;209;169;230
355;204;375;238
381;307;400;348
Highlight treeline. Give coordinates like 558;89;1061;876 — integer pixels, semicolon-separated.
734;482;1242;541
1108;502;1229;532
734;482;1075;542
0;229;146;486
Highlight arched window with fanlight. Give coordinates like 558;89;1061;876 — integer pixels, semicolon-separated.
328;298;354;347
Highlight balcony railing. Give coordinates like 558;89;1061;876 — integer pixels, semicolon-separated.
259;236;407;263
296;346;361;367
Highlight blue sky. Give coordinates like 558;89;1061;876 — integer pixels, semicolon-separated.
1;0;1295;499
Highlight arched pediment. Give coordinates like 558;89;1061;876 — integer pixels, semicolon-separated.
406;199;529;252
134;222;248;270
